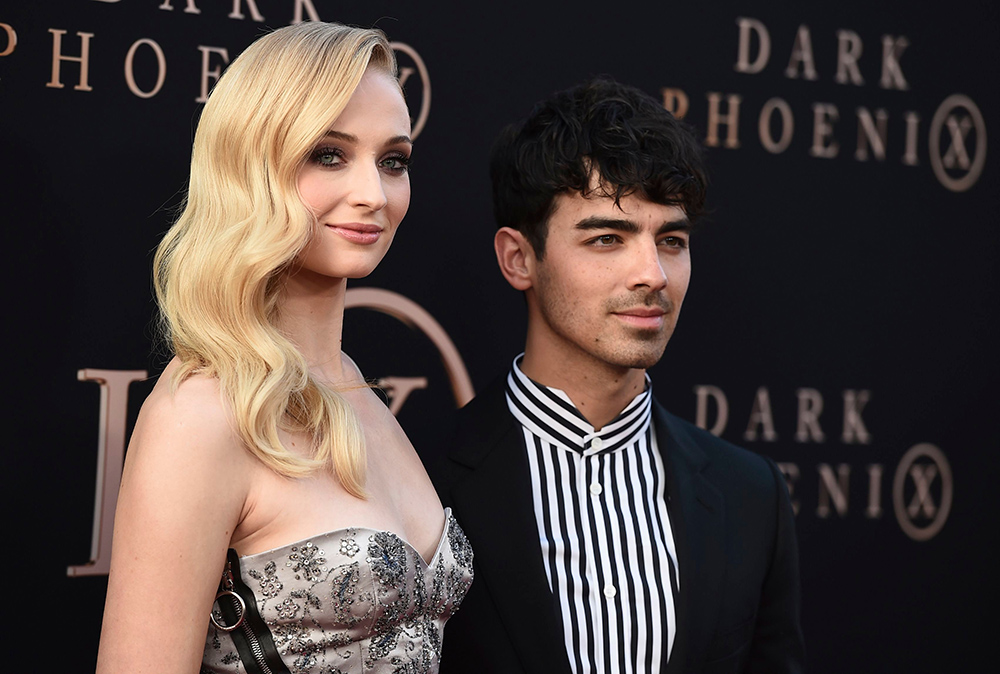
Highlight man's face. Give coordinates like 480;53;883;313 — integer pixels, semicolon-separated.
526;190;691;371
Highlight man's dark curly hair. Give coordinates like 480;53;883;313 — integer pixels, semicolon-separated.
490;77;707;259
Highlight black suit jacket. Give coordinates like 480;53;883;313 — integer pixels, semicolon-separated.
434;377;805;674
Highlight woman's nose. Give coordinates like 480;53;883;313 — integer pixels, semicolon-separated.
348;161;388;212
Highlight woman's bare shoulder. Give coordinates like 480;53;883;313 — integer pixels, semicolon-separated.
131;359;245;465
340;352;366;382
117;360;253;555
99;360;251;673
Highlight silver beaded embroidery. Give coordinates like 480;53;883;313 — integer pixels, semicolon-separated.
202;511;474;674
339;532;360;558
287;541;327;582
247;560;283;598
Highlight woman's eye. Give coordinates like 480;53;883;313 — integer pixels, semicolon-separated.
311;147;343;167
380;155;410;173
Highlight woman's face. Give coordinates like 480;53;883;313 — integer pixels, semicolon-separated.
295;68;412;282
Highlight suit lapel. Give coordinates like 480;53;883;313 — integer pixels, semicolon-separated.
654;402;726;674
447;386;726;674
447;380;572;674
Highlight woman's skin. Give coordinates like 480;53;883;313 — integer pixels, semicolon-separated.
96;69;444;674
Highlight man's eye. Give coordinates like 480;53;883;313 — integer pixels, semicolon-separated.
661;236;688;248
594;235;618;245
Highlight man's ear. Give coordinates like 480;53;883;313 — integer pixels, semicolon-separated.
494;227;536;291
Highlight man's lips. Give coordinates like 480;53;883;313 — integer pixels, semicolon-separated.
326;222;383;245
612;307;667;329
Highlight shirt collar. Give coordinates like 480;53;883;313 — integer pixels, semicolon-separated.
505;354;652;456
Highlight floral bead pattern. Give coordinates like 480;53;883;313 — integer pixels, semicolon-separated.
202;508;473;674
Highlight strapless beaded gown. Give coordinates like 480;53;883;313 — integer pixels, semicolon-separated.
201;508;473;674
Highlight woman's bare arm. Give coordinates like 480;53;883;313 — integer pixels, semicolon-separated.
96;373;252;674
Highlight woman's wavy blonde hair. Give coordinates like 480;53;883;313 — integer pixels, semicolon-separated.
153;22;398;498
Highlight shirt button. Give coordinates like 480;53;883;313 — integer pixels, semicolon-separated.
589;483;603;496
591;437;603;450
604;584;617;598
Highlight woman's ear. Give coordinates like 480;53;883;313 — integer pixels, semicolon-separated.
494;227;536;291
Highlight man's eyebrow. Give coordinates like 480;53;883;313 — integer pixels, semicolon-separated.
656;217;692;235
574;217;640;233
321;130;413;146
574;216;692;234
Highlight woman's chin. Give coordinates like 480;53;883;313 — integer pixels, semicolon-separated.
343;257;389;280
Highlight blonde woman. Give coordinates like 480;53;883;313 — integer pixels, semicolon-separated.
96;22;472;674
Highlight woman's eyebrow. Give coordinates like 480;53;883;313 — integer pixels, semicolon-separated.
320;130;412;146
321;130;356;142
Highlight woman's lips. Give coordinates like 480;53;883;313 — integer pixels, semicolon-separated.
327;222;382;245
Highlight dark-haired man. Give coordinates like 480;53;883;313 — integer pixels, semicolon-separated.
436;78;804;674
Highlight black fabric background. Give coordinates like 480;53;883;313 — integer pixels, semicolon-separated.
2;1;996;671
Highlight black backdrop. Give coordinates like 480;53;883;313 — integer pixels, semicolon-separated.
3;1;997;671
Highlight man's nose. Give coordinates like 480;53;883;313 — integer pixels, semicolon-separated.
348;161;388;212
628;241;668;291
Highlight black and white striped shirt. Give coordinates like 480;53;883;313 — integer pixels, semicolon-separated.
506;356;679;674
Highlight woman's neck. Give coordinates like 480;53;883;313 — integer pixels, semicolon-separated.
276;270;351;384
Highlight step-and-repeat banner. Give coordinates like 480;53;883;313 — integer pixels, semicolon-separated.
3;1;996;671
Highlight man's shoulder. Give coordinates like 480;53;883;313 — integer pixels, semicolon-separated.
456;373;510;420
432;374;515;489
652;397;780;491
451;374;514;443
